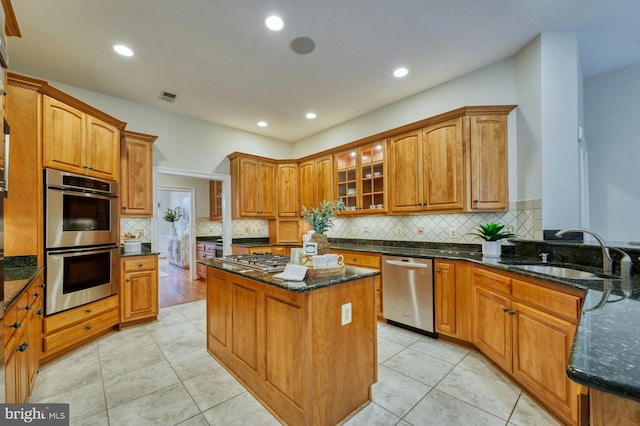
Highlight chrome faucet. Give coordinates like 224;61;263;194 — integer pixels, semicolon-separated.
608;247;632;279
555;228;613;274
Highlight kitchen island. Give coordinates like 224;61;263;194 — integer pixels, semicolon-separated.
199;258;380;426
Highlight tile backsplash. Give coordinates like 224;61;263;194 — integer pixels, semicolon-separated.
123;198;541;244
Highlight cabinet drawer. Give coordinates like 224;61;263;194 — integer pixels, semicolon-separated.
335;250;381;268
204;244;216;254
196;262;207;278
512;279;582;322
44;295;118;334
4;291;30;342
123;256;158;272
472;267;512;294
44;309;119;355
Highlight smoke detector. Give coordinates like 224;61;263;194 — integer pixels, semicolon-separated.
159;90;178;102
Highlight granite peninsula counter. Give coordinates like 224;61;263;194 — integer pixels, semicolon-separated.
199;258;380;426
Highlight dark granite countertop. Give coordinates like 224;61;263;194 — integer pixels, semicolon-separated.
198;258;380;293
196;236;222;243
120;245;159;257
247;240;640;403
4;265;45;311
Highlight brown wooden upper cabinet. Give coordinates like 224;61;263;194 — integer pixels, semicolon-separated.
467;114;509;211
43;96;120;181
277;163;299;217
299;154;333;213
229;154;276;218
209;180;223;220
120;130;157;217
389;118;464;213
335;141;387;214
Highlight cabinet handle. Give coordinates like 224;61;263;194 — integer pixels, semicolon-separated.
40;283;46;289
17;342;28;352
86;309;92;314
508;310;516;316
33;292;40;297
86;325;92;330
436;269;441;273
123;206;127;210
139;263;143;267
474;199;479;203
126;279;130;283
502;307;509;313
24;304;32;311
36;309;43;316
83;165;89;169
9;321;21;329
89;166;94;171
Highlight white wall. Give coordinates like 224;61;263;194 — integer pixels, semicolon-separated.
157;173;212;217
44;80;293;175
585;62;640;242
292;58;519;202
539;33;581;230
515;36;542;201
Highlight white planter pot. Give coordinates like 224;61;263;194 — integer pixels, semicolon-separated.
482;241;502;258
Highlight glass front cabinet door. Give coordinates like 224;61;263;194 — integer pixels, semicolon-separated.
335;140;386;214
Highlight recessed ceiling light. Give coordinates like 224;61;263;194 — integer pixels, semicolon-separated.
393;67;409;78
265;15;284;31
113;44;134;57
257;121;268;127
306;112;317;119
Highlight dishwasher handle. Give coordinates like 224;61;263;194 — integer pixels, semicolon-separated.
384;259;429;268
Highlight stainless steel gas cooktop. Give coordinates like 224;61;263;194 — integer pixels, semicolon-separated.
220;254;290;273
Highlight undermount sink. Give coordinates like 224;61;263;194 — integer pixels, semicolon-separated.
505;264;604;280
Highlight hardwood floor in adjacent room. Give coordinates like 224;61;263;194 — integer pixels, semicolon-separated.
158;258;206;308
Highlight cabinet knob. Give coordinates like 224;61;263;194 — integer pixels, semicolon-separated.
40;283;46;289
508;310;516;316
474;199;479;203
126;279;130;283
86;308;92;314
24;304;32;311
139;263;143;267
36;309;43;316
89;166;94;171
86;325;92;330
502;307;509;313
83;165;89;169
17;342;28;352
123;206;127;210
9;321;21;329
436;269;441;273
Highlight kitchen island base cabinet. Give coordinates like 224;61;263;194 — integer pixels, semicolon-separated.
206;267;377;426
590;389;640;425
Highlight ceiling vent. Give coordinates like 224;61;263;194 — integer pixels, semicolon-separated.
159;90;177;102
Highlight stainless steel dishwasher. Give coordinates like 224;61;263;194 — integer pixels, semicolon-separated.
382;256;435;335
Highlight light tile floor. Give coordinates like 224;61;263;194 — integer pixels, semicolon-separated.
31;300;561;425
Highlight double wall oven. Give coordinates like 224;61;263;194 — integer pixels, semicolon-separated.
45;169;119;315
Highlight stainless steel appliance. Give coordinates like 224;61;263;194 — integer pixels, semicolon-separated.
45;168;119;249
382;256;435;335
220;254;290;273
45;169;119;315
46;244;119;315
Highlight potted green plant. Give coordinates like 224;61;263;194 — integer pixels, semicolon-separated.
302;199;345;254
162;206;183;236
471;221;516;258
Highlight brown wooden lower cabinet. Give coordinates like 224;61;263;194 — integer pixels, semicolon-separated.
206;266;377;426
471;265;583;425
590;388;640;425
120;254;159;325
42;295;119;364
332;249;383;319
4;274;44;403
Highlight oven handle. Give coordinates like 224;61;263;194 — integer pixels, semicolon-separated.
46;185;118;198
47;245;118;256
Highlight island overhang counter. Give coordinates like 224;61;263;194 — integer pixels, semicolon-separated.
199;258;381;426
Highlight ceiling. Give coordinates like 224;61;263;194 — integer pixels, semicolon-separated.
8;0;640;142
